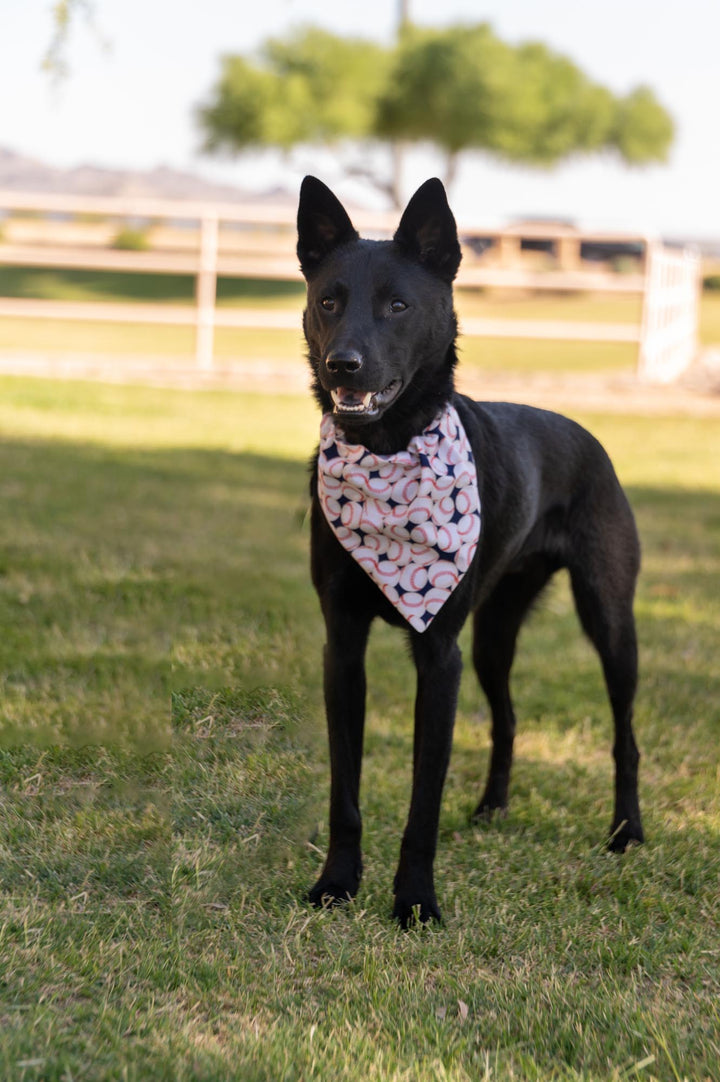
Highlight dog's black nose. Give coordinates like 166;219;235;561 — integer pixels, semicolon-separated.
326;349;363;375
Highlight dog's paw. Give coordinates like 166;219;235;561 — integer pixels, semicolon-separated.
392;860;441;928
392;892;442;929
306;877;358;910
472;801;508;824
607;818;645;853
306;849;362;910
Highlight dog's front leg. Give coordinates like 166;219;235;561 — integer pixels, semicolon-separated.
393;633;462;927
308;610;371;909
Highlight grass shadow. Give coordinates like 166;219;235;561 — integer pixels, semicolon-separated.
0;438;321;747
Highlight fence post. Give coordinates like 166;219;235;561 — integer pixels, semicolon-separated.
196;213;219;371
638;242;701;383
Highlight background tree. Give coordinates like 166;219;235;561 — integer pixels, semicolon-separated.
378;26;673;186
198;22;674;206
199;28;395;199
610;85;676;164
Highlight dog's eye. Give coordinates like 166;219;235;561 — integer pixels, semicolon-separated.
320;297;336;312
390;299;407;313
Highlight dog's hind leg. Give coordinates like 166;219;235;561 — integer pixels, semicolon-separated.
567;493;644;852
569;556;644;852
308;606;372;908
471;556;556;820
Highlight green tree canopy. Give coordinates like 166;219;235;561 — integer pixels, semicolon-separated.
199;28;389;153
198;23;674;203
610;85;676;164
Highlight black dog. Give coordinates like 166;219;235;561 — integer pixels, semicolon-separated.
297;175;643;926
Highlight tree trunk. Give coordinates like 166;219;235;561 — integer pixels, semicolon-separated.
443;151;460;193
390;142;405;209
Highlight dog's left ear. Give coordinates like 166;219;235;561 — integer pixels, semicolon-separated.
394;178;462;283
297;176;359;278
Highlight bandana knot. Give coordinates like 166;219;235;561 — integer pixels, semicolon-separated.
317;404;481;632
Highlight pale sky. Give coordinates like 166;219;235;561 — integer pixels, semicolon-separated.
2;0;719;237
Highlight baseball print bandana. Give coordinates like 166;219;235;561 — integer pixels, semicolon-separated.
317;404;481;632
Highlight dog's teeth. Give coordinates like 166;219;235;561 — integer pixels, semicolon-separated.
330;389;376;412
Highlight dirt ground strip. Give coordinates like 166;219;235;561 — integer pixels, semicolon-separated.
0;350;719;417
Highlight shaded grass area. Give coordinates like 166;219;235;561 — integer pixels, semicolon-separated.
0;745;176;1079
0;266;306;308
0;444;315;746
1;379;719;1079
0;381;318;746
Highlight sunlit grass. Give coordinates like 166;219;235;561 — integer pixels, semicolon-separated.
0;314;305;362
455;286;644;324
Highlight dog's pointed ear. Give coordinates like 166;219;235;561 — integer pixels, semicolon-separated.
297;176;359;278
393;178;462;283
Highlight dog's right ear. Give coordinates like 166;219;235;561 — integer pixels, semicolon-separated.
394;178;462;283
297;176;359;278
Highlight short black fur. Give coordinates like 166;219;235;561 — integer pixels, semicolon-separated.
297;176;644;927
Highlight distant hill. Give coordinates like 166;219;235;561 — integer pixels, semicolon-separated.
0;146;294;205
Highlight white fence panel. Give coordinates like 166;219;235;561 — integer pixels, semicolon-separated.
638;243;700;383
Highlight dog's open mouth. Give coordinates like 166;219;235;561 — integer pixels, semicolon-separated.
330;379;402;418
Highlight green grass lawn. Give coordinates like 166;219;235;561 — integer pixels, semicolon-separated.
1;377;719;1079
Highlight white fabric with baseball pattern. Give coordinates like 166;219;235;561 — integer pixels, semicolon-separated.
317;404;481;632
